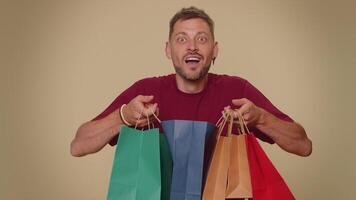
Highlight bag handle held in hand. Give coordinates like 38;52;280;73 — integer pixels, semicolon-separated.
235;110;251;135
133;108;161;131
215;110;236;138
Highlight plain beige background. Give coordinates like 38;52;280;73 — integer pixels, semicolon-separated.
1;0;355;199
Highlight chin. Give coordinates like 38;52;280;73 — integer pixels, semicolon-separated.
177;69;209;82
185;75;203;81
174;63;211;81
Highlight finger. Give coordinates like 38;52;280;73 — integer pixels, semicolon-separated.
224;105;231;111
132;111;143;120
242;112;252;122
136;115;157;128
123;105;140;125
236;104;251;121
221;110;226;118
140;110;157;122
155;107;160;117
142;103;157;116
149;103;158;114
231;109;239;119
150;110;161;123
237;103;250;116
135;118;149;127
148;115;159;124
232;98;248;107
223;105;232;116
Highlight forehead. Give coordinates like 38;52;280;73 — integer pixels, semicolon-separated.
172;18;211;36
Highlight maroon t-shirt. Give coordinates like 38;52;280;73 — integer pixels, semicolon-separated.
94;73;293;144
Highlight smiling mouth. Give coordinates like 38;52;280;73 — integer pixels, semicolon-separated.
184;56;201;64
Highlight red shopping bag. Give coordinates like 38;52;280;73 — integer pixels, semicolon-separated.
246;132;295;200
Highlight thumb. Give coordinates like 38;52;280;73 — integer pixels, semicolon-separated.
139;95;154;103
232;98;247;107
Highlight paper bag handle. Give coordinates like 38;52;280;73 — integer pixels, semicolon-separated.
215;110;235;138
235;110;251;135
134;109;161;130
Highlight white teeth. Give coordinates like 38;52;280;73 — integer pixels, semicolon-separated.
186;57;200;62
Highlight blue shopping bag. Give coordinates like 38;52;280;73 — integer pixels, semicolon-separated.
162;120;215;200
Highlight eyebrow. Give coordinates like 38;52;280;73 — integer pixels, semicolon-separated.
173;31;209;37
173;32;187;37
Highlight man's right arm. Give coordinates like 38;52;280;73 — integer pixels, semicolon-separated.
70;95;158;157
70;109;123;157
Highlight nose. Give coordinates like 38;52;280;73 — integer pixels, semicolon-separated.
187;40;198;52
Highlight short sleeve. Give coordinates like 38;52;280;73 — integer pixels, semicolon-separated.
92;81;143;121
91;80;143;145
243;81;294;144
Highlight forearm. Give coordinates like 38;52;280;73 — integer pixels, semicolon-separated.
70;110;123;157
256;109;312;156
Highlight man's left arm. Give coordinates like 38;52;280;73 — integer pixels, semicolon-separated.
231;98;312;157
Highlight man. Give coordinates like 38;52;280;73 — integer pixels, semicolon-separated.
70;7;312;157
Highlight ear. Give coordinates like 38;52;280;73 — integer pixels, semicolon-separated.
165;41;172;59
213;41;219;59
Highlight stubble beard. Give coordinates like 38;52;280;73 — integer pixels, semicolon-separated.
174;63;211;82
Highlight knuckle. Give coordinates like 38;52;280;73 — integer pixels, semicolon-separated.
133;113;141;119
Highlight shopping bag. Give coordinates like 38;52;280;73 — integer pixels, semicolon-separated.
247;134;295;200
160;134;173;200
231;113;295;200
162;120;215;200
202;114;232;200
225;114;253;199
107;125;161;200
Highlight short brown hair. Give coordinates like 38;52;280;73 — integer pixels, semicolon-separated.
169;6;215;39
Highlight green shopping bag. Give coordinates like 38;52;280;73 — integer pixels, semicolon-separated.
159;134;173;200
107;126;163;200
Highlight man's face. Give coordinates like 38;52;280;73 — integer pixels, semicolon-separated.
166;18;218;81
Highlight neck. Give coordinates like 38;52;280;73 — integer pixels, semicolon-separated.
175;74;208;94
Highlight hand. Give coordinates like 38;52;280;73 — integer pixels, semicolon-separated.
122;95;159;127
225;98;264;127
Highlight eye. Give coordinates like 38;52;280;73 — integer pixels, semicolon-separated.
197;36;207;43
176;36;187;43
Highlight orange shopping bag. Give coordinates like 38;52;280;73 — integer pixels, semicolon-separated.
225;112;252;199
202;112;232;200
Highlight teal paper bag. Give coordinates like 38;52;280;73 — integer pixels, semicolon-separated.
107;126;161;200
